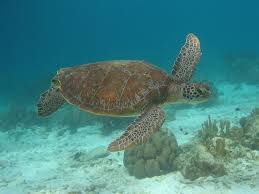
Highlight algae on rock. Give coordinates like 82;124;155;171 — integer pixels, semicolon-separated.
239;109;259;150
178;107;259;181
208;137;252;159
123;108;259;180
175;144;225;180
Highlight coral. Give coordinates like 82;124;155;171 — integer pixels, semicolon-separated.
198;115;250;144
123;128;178;179
203;108;259;150
199;115;218;141
207;137;252;160
196;107;259;161
250;107;259;117
238;110;259;150
239;116;247;128
228;126;244;141
219;120;231;136
199;116;231;143
214;137;226;156
175;144;225;180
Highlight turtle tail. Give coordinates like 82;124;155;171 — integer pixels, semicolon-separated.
37;88;66;117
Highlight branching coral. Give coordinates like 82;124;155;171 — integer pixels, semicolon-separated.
175;110;258;181
198;107;259;161
199;116;218;141
199;116;231;143
174;111;258;181
123;108;259;181
219;120;231;136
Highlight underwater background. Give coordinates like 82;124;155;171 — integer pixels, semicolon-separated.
1;0;259;106
0;0;259;194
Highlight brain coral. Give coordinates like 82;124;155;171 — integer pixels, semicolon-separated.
123;128;178;178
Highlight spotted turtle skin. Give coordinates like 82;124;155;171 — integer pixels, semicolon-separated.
54;60;171;116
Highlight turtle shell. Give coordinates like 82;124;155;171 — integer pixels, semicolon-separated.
55;60;171;116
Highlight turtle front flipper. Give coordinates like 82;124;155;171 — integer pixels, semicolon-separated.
172;33;201;83
108;106;165;152
37;88;66;117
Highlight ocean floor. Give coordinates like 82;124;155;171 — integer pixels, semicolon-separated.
0;82;259;194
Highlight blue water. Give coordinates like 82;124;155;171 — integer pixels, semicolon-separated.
0;1;259;193
1;0;259;105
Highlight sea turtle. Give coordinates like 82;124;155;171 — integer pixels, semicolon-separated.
37;33;211;152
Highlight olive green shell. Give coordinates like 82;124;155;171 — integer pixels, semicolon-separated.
55;60;171;116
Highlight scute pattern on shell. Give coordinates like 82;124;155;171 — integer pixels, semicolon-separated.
57;60;171;115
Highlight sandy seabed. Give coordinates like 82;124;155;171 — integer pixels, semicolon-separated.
0;82;259;194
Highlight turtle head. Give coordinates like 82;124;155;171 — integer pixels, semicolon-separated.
167;82;211;104
180;82;212;104
51;75;61;89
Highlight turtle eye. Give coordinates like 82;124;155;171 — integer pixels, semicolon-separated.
51;78;60;87
52;79;58;84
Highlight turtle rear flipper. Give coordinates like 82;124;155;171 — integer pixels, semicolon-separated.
172;33;201;83
37;88;66;117
108;106;165;152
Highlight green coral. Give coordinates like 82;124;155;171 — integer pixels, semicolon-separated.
175;108;259;181
208;137;252;160
219;119;231;136
145;159;160;177
195;107;259;164
127;107;259;181
250;107;259;117
133;159;146;178
200;115;218;140
123;128;178;179
175;144;225;180
239;109;259;150
199;116;231;143
215;137;226;156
